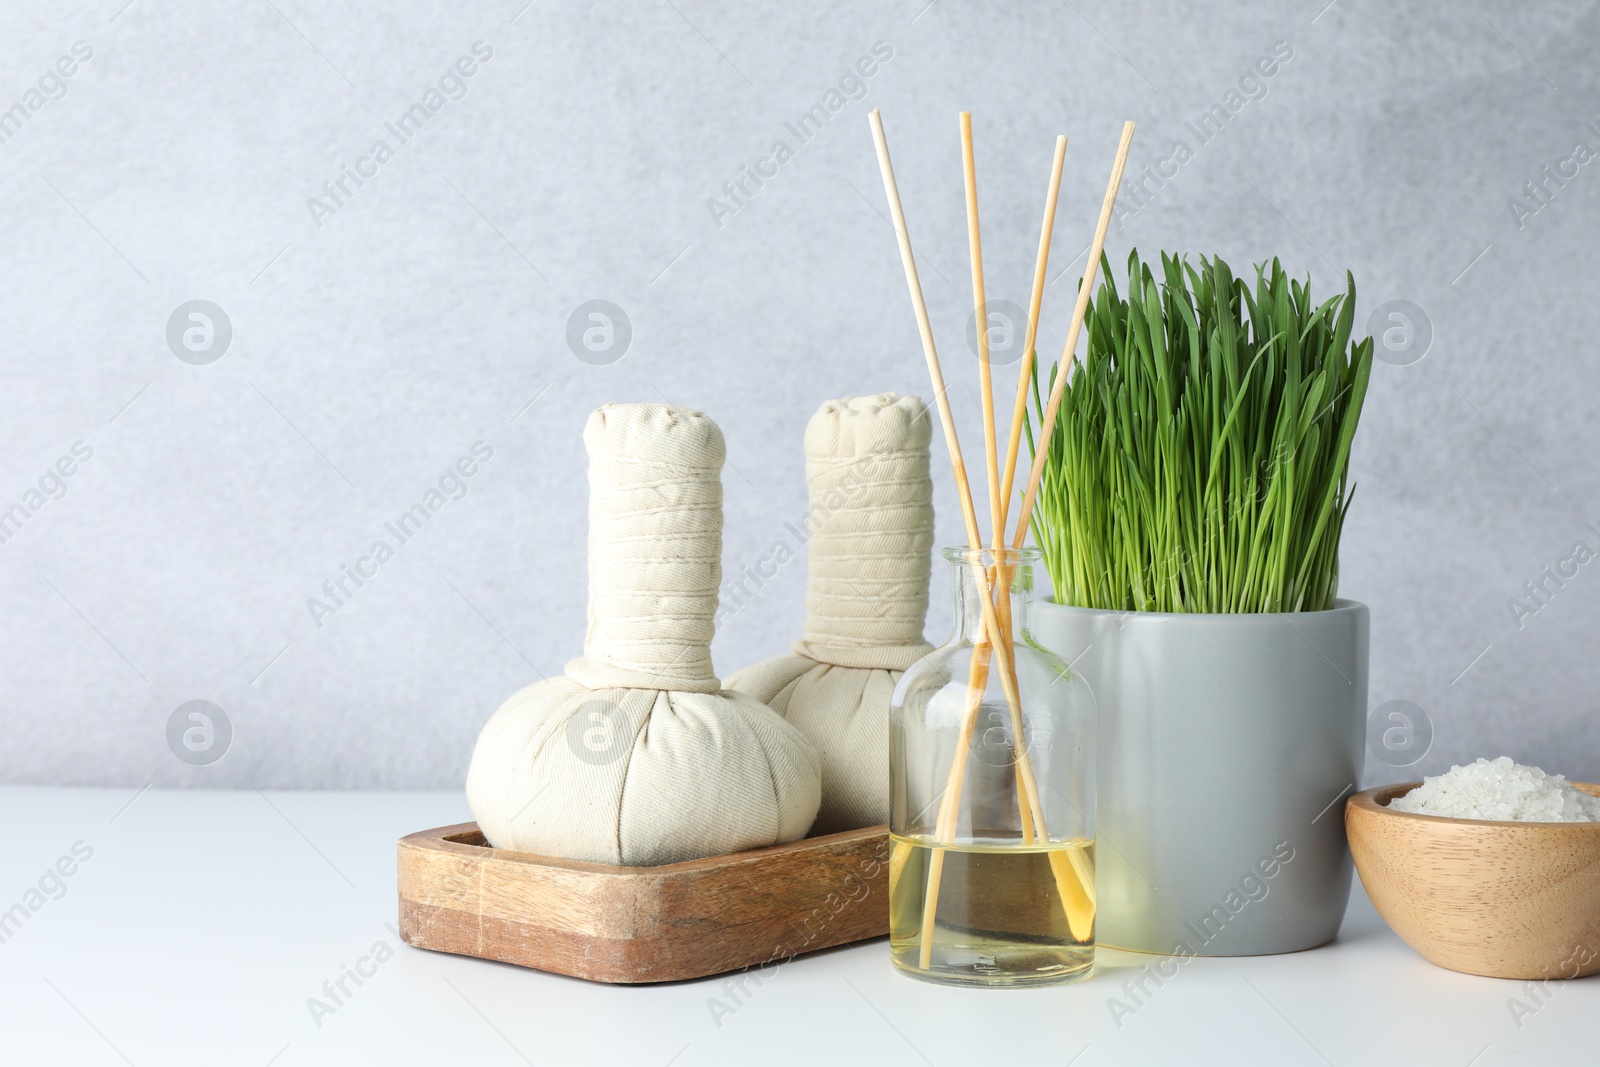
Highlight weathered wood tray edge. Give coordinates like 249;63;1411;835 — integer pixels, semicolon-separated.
397;822;890;984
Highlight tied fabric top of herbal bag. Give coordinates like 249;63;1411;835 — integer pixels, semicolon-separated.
724;393;935;836
466;404;822;866
1025;251;1375;614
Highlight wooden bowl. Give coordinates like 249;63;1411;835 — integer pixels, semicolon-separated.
1346;783;1600;979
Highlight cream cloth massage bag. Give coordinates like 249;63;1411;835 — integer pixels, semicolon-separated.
725;394;934;834
467;403;822;865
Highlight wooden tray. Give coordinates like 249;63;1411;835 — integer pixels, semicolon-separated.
397;822;890;983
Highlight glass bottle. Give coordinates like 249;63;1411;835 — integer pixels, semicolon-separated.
889;547;1097;986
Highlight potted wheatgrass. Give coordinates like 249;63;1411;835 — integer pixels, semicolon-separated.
1028;250;1375;955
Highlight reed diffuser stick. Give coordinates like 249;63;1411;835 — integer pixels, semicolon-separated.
1002;123;1134;938
964;127;1134;944
866;109;1024;719
961;112;1003;549
998;134;1067;529
961;129;1101;941
869;108;1030;967
960;112;1038;847
866;109;982;553
1011;121;1135;551
990;134;1067;846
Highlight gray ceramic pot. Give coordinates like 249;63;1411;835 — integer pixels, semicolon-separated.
1031;599;1368;956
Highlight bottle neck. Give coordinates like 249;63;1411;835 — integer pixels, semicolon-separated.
951;554;1034;646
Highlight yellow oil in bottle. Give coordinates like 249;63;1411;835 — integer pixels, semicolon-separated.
889;833;1095;987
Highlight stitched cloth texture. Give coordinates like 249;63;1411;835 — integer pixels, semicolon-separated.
468;403;821;864
726;394;933;834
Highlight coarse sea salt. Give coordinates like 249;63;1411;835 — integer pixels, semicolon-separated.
1389;756;1600;822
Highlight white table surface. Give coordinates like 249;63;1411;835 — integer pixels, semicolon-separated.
1;785;1592;1066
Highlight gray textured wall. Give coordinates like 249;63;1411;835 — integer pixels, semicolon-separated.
4;0;1597;789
